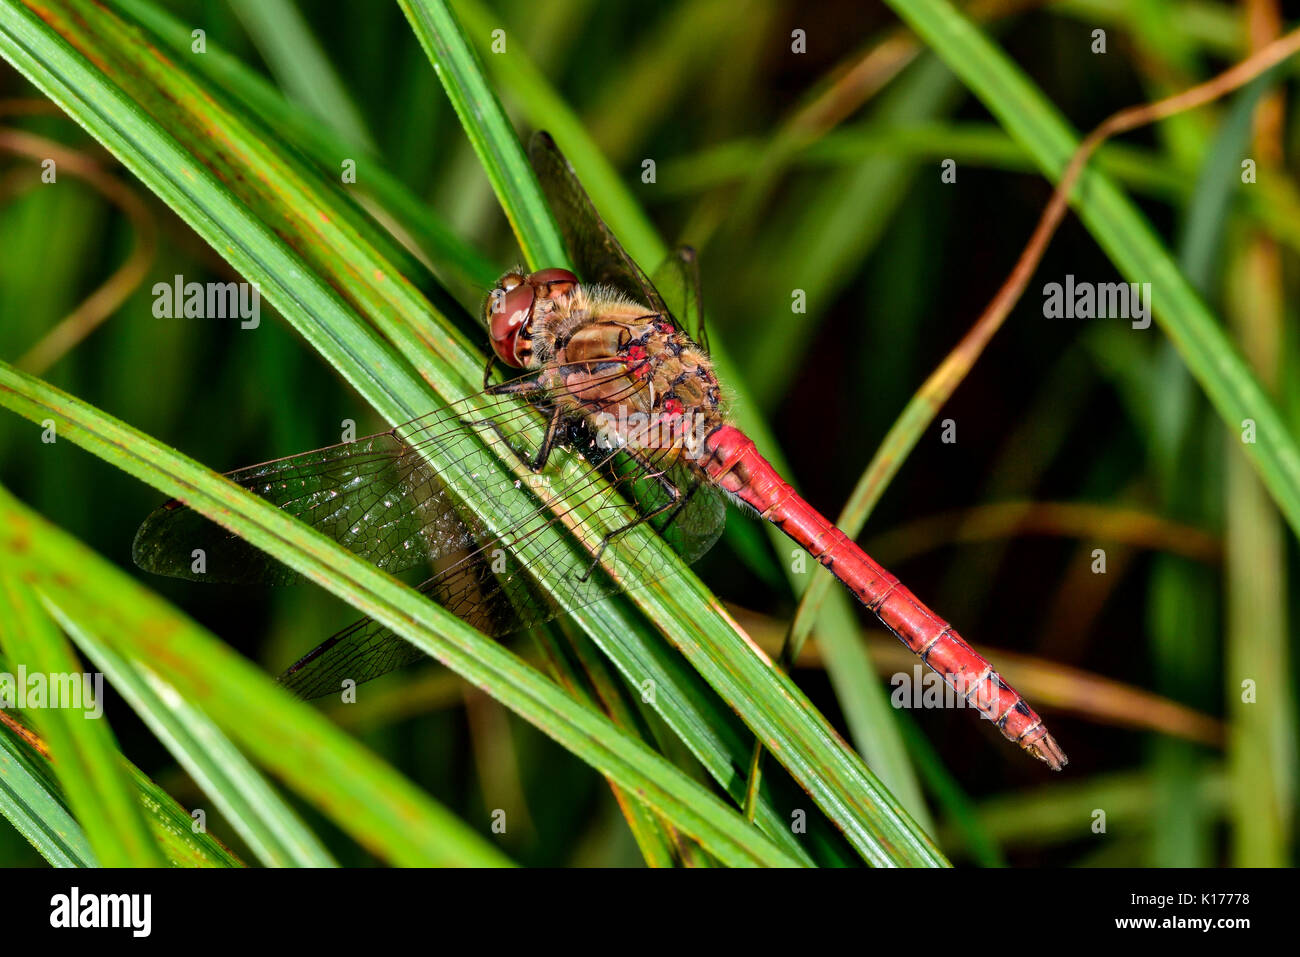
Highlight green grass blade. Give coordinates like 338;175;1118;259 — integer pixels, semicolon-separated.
449;0;661;261
0;654;243;868
0;0;430;424
893;713;1004;867
1224;345;1295;864
938;766;1225;856
734;56;961;407
0;485;510;867
398;0;568;267
531;624;684;868
0;701;244;868
229;0;377;153
1176;76;1270;291
657;127;1182;200
2;0;831;867
660;125;1300;265
114;0;499;298
0;721;97;867
47;608;335;867
0;572;164;866
1219;111;1295;866
581;0;746;162
883;0;1300;542
0;488;509;867
119;762;244;868
0;366;801;868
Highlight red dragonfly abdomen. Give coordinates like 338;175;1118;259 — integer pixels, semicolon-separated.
702;425;1066;770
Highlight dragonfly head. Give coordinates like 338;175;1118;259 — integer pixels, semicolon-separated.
485;268;578;367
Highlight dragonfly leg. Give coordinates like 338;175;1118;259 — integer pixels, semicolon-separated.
529;406;564;472
476;373;555;466
481;352;497;389
484;373;546;397
468;403;564;473
576;469;681;582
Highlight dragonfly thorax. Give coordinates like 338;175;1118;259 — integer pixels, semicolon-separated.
525;280;725;462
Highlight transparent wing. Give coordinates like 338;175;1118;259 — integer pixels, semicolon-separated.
659;469;727;563
529;131;671;316
133;390;550;585
279;438;724;699
134;366;728;699
651;245;708;353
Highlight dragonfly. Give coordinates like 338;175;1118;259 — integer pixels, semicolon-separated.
133;132;1066;771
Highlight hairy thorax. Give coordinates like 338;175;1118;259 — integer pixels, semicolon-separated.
530;286;724;459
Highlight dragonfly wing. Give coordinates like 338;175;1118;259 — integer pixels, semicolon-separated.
134;368;730;699
132;433;457;585
595;441;726;565
278;621;429;699
656;467;727;563
132;388;554;585
651;246;708;353
279;441;728;699
529;132;670;316
279;543;538;697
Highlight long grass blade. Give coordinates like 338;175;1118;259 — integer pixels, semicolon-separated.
0;366;803;867
0;718;97;867
48;609;336;867
397;0;568;267
0;481;511;866
0;571;164;865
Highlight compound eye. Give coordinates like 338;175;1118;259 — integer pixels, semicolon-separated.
529;267;578;300
488;281;535;367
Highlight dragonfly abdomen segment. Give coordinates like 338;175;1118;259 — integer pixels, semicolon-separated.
702;425;1067;770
